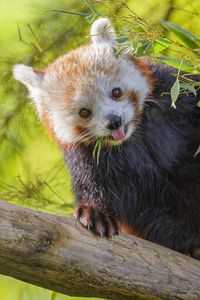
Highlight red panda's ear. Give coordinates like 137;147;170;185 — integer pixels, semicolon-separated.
13;64;44;89
90;18;116;47
13;64;46;118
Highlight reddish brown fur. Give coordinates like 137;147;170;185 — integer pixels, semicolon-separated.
34;69;46;76
132;57;154;87
120;222;139;235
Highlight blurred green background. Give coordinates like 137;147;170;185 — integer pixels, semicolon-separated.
0;0;199;299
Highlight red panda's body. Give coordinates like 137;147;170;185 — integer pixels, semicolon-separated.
13;18;200;259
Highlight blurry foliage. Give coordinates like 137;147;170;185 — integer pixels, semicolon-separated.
0;275;99;300
0;0;200;299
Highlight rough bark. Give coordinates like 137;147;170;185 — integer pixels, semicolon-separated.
0;200;200;300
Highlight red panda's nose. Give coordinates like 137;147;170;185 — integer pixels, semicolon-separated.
106;114;122;130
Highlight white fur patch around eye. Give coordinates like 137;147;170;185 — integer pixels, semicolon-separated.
118;57;150;106
90;18;116;46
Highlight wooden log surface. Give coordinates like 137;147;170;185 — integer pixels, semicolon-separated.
0;200;200;300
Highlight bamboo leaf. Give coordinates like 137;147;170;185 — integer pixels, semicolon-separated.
194;145;200;157
180;82;197;96
171;78;180;108
93;138;104;165
131;40;137;50
84;0;100;16
153;38;172;52
157;56;195;72
160;20;200;49
47;9;90;17
116;36;128;44
135;41;154;56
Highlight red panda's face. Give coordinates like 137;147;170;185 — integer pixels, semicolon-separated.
13;18;151;147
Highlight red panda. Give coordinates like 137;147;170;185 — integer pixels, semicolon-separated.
13;18;200;259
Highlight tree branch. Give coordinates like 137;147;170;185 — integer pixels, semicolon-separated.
0;200;200;300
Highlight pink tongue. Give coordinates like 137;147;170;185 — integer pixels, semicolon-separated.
111;127;125;140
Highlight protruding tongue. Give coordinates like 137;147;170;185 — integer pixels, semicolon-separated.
111;126;125;140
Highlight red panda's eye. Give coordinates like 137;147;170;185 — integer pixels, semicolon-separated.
112;87;122;100
79;108;91;118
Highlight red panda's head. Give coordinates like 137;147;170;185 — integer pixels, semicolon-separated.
13;18;151;147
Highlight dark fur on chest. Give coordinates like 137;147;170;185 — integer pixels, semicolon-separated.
64;64;200;255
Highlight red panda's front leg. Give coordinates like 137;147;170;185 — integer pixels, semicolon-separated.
64;146;120;237
73;203;119;237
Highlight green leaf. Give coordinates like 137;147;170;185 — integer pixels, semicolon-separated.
137;26;147;33
84;0;100;16
93;138;104;165
171;78;180;108
157;56;195;72
112;46;120;58
133;38;171;56
160;20;200;49
116;36;128;44
48;9;90;17
180;82;197;97
153;38;172;53
131;40;137;50
194;145;200;157
193;49;200;58
131;41;138;55
135;41;154;57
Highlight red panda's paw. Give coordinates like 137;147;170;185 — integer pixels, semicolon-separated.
73;204;119;237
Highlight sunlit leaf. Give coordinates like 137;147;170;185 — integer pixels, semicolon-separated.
171;78;180;108
193;49;200;58
157;56;195;72
153;38;172;53
93;138;104;166
160;20;200;49
131;40;137;49
135;41;153;56
137;25;147;32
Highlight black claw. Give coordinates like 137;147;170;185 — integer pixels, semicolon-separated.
109;216;119;235
92;212;107;236
74;205;118;237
